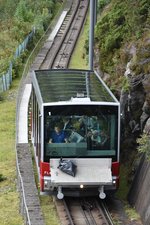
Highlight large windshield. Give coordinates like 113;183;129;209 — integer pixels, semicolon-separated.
44;105;118;161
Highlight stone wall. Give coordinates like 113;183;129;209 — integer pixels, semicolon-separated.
128;155;150;225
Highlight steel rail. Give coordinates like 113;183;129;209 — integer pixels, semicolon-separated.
100;200;114;225
60;197;114;225
39;0;80;69
52;0;89;69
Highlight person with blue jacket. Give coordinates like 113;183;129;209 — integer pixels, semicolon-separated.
49;124;67;143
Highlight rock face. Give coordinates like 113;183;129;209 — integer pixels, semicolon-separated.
121;39;150;136
121;48;150;224
120;69;146;161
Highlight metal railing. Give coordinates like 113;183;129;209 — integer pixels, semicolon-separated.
0;29;35;94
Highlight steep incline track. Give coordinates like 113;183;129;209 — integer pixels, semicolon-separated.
55;197;114;225
40;0;88;69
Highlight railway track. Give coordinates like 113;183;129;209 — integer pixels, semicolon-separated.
39;0;88;69
55;197;114;225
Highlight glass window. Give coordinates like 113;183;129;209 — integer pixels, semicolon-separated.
44;105;118;161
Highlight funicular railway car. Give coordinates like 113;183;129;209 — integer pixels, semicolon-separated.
31;69;120;199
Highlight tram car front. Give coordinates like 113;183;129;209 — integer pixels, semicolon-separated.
31;69;120;199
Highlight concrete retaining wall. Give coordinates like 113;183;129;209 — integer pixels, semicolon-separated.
128;155;150;225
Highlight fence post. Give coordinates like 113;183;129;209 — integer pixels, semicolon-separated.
9;62;13;84
2;75;6;91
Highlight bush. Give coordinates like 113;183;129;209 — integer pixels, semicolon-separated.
95;0;150;77
12;57;23;78
0;0;57;78
0;59;10;76
0;174;6;182
98;0;111;12
137;133;150;160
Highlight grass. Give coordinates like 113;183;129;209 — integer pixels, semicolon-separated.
125;204;141;221
0;79;24;225
40;196;60;225
69;13;89;69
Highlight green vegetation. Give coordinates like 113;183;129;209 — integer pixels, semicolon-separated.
0;78;24;225
40;196;60;225
97;0;111;12
0;0;60;77
137;133;150;160
69;13;90;69
0;174;6;182
95;0;150;90
125;204;141;221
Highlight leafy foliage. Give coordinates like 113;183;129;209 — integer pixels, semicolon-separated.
137;133;150;160
0;0;19;20
0;0;57;76
95;0;150;89
122;76;130;92
98;0;111;12
12;53;26;78
15;0;33;23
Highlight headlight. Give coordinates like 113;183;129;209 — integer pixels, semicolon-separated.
44;177;52;190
